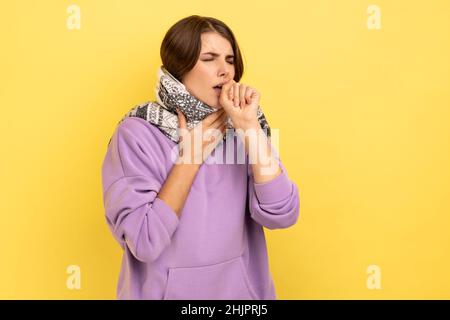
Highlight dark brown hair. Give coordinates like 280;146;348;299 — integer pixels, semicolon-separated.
160;15;244;83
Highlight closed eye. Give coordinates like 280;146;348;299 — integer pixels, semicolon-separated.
203;59;234;65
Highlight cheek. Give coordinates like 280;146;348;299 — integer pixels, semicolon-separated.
193;76;211;94
185;65;216;99
197;64;216;83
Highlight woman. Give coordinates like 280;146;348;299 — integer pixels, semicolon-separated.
101;15;300;300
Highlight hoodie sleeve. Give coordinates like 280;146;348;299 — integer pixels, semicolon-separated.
247;144;300;230
101;118;179;263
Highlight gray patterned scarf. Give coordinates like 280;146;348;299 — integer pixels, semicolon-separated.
110;65;271;145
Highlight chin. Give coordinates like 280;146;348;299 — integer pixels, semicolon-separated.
208;99;221;110
212;97;223;110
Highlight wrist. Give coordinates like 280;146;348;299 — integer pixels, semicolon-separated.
175;158;202;169
232;117;260;132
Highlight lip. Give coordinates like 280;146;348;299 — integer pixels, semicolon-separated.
212;80;230;89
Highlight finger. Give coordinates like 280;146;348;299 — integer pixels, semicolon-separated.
223;79;236;101
234;83;240;107
255;90;260;100
218;80;231;100
176;108;188;143
239;84;247;108
245;87;253;104
176;108;187;129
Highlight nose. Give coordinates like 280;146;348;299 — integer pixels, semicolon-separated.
218;60;232;79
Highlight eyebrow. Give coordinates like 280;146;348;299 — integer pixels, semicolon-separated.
201;51;235;58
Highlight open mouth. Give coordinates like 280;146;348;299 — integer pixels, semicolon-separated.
213;85;222;95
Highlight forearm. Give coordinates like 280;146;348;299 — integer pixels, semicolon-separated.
157;162;200;218
234;119;282;184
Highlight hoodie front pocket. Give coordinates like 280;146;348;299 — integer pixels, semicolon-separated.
162;255;258;300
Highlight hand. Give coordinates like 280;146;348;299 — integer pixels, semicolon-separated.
175;108;228;165
219;79;261;130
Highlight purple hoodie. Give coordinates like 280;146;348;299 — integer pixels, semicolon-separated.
101;116;300;299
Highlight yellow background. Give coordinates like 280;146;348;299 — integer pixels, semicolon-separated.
1;0;449;299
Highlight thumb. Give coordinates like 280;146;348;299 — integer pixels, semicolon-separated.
220;80;235;102
176;108;187;129
176;108;187;143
